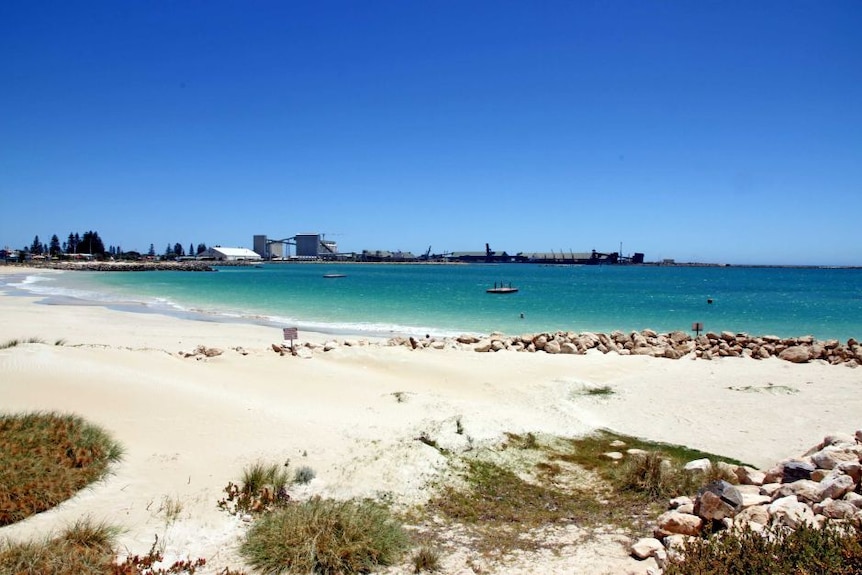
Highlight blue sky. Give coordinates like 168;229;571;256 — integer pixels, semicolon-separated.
2;1;860;265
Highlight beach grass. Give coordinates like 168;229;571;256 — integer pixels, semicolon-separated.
424;430;750;553
240;496;409;575
0;411;123;526
0;518;118;575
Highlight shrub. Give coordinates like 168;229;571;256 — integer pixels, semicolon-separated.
411;545;441;573
0;412;123;526
240;497;409;575
219;460;292;515
293;465;316;485
665;522;862;575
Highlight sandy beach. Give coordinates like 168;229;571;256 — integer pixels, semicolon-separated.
1;267;860;574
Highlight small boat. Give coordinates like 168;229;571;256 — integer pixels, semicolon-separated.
323;273;347;279
486;282;518;294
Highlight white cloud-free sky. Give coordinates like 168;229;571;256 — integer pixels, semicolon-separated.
2;1;860;265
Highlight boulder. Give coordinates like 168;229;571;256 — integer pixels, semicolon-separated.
694;481;743;520
684;459;712;473
656;510;703;537
735;466;766;486
631;537;665;560
473;339;492;352
560;342;579;354
768;495;816;529
696;491;739;521
778;479;823;503
814;498;858;520
811;445;860;470
782;461;816;483
779;346;810;363
819;473;856;500
544;340;561;354
735;504;770;526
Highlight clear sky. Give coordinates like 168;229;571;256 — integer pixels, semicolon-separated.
2;1;860;265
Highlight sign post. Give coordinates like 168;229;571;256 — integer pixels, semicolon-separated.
283;327;298;353
692;322;703;337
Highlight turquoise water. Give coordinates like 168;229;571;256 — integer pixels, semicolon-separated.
5;264;862;341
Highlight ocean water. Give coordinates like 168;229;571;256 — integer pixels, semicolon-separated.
4;264;862;341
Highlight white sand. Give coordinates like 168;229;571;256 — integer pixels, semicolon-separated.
1;267;860;574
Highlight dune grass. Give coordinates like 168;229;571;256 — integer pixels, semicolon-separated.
425;430;749;553
0;412;123;526
240;496;409;575
0;518;117;575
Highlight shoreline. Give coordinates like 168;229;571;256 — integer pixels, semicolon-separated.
3;266;860;347
2;285;862;574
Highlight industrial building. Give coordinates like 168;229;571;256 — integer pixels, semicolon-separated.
252;234;340;260
198;246;262;262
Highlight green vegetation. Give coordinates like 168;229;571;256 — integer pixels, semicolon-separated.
0;412;123;526
240;496;409;575
425;430;748;553
665;522;862;575
293;465;316;485
411;545;441;573
0;517;245;574
0;518;118;575
218;460;292;515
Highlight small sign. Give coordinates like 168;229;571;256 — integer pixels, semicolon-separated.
692;322;703;336
283;327;298;343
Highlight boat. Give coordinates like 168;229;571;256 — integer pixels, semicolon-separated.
323;273;347;279
486;282;518;294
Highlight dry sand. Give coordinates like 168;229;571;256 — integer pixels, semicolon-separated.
1;267;860;574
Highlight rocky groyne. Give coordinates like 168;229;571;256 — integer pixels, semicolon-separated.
258;329;862;367
386;329;862;367
630;430;862;573
26;261;216;272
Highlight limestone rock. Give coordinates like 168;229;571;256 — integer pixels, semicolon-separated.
811;445;859;470
695;481;743;520
544;340;561;354
684;458;712;473
735;466;766;486
631;537;664;560
656;510;703;537
473;339;492;352
779;346;810;363
819;473;856;500
768;495;816;529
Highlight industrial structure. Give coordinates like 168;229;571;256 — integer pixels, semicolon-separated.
251;234;643;265
198;246;262;262
253;234;341;260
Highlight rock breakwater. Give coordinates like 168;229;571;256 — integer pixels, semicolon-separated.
389;329;862;367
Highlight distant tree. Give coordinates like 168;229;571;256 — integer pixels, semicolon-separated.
196;243;207;255
80;231;106;256
30;236;43;255
49;235;61;256
189;243;194;257
164;243;173;258
148;244;156;257
173;243;184;257
66;232;77;254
